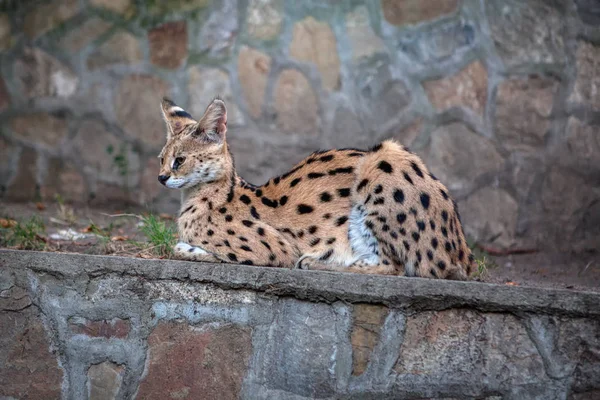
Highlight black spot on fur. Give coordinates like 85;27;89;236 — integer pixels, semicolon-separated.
441;210;449;222
420;193;430;209
261;241;271;251
310;238;321;247
320;192;332;202
326;237;336;244
459;250;465;261
403;241;410;251
431;238;438;249
239;236;248;242
441;227;448;237
279;196;288;206
390;231;398;239
378;161;393;174
242;220;254;227
241;260;254;265
297;204;314;214
397;213;407;224
219;207;227;214
241;245;252;252
427;250;434;261
225;215;233;222
335;216;348;226
445;241;452;252
411;162;424;178
412;232;420;242
374;185;383;194
261;197;278;208
308;226;318;234
329;167;354;175
320;249;334;261
416;250;422;262
308;172;326;179
437;261;446;271
240;194;251;205
337;188;351;197
319;154;334;162
273;177;281;185
403;172;413;185
207;229;214;236
373;197;385;205
382;224;390;232
417;221;426;231
228;253;238;262
357;179;369;192
251;207;261;219
269;253;276;262
440;189;449;200
394;189;404;204
257;227;265;236
323;213;332;220
290;178;302;187
227;229;235;235
366;220;375;230
180;205;194;216
430;220;436;230
370;143;383;152
430;268;438;277
255;189;263;197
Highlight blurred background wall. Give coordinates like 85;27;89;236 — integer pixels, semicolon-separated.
0;0;598;252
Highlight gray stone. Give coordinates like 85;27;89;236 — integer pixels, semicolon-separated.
346;6;386;61
246;0;283;41
460;187;518;248
556;318;600;392
568;41;600;111
261;299;339;398
354;57;411;128
87;31;142;70
10;113;69;149
238;46;271;119
494;75;559;151
59;18;112;53
381;0;459;26
485;0;566;67
274;69;319;135
561;117;600;171
418;123;504;193
188;67;244;126
193;0;238;59
395;19;476;64
0;13;11;50
23;0;79;39
14;48;78;99
575;0;600;26
88;362;124;400
90;0;135;17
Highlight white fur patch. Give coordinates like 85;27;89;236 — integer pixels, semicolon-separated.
170;106;185;113
174;242;208;255
347;204;379;266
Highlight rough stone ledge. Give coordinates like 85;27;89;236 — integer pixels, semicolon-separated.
1;249;598;318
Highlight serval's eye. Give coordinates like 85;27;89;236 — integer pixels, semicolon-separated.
173;156;185;170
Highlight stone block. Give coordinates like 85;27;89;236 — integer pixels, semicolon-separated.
69;317;131;339
139;157;162;204
393;117;423;148
556;318;600;392
460;187;518;248
0;137;18;191
0;311;63;399
0;75;9;112
274;69;319;135
188;67;244;126
87;31;142;70
395;19;475;64
136;322;252;400
6;148;38;201
494;75;558;151
23;0;79;39
193;0;238;59
90;0;135;16
381;0;459;26
59;18;112;52
575;0;600;25
246;0;283;40
0;286;31;312
562;117;600;171
485;0;566;67
88;361;124;400
290;16;340;91
418;122;504;193
148;0;210;15
568;41;600;111
346;6;386;61
149;21;188;69
0;13;11;50
261;300;339;398
395;310;548;390
327;106;368;149
11;112;68;149
423;60;488;116
351;304;388;376
14;48;78;99
238;46;271;119
114;74;170;149
355;56;411;127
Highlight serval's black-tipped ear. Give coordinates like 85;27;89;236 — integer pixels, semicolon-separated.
161;97;197;139
196;98;227;144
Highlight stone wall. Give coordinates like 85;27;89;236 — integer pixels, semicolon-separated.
0;0;599;251
1;249;599;399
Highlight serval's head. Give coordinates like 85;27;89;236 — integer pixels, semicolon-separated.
158;97;229;189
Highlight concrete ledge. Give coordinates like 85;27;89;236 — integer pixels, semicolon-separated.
1;249;599;400
2;250;598;317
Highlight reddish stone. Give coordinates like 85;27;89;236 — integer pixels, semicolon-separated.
148;21;188;69
381;0;459;25
7;147;39;201
0;311;63;399
0;76;9;111
351;304;388;376
137;322;252;400
69;317;131;339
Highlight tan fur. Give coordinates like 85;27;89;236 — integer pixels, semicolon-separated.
158;98;475;279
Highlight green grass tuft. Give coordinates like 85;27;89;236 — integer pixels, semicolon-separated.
139;214;177;257
0;216;46;250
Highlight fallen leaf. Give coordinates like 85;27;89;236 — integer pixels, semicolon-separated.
505;281;519;286
159;213;174;220
82;225;94;233
35;202;46;211
111;235;128;242
0;218;17;228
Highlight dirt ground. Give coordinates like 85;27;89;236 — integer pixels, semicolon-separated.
1;201;598;293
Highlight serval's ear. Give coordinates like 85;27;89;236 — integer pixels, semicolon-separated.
195;97;227;144
161;98;197;139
